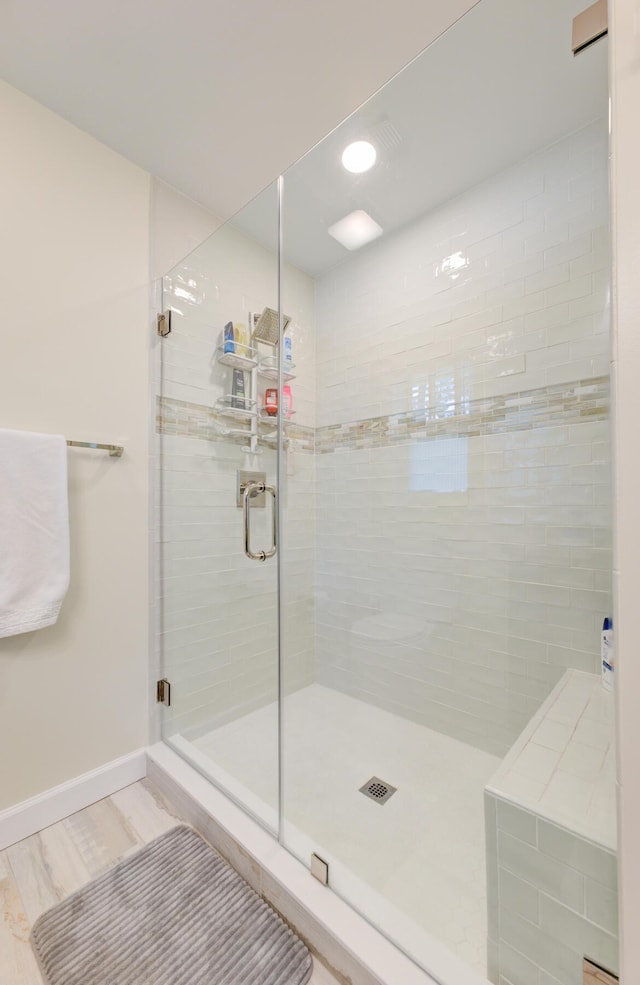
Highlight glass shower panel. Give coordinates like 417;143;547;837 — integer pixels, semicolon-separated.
278;0;614;982
158;181;281;831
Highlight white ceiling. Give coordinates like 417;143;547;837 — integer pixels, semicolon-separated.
1;0;607;277
232;0;609;275
0;0;478;221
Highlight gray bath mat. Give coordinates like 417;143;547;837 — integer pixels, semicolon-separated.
31;825;313;985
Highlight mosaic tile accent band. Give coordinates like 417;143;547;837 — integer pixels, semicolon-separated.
315;376;609;452
156;395;315;451
157;376;609;453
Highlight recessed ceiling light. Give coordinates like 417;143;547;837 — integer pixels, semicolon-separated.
328;210;384;251
341;140;377;174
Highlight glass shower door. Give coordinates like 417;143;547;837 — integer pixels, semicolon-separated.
278;0;614;982
157;182;282;831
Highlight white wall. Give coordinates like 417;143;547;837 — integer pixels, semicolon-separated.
314;122;611;755
0;80;151;809
611;1;640;981
150;178;222;282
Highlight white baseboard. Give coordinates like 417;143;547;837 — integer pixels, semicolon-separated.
0;749;147;851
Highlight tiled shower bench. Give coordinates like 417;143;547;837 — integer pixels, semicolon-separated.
484;670;617;985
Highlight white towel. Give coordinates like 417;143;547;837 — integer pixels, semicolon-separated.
0;429;70;638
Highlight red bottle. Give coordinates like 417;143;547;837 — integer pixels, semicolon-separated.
265;388;278;416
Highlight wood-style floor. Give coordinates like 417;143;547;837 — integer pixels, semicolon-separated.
0;778;339;985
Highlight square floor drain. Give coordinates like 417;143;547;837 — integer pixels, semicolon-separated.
359;776;397;805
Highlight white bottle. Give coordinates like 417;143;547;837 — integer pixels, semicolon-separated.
284;334;293;365
601;617;614;691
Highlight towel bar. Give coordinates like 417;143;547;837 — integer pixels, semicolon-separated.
66;440;124;457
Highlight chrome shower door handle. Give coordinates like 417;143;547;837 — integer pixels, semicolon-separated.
242;481;277;561
261;484;277;559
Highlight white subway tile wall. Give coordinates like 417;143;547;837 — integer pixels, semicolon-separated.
312;121;611;754
157;121;610;763
315;123;609;428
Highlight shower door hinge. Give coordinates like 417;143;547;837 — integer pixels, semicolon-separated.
157;311;171;337
156;679;171;706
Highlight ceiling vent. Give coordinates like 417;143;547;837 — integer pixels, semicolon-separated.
369;117;403;153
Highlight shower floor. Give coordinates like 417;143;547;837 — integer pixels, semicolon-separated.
177;684;500;976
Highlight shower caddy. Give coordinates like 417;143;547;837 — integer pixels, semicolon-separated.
215;307;295;453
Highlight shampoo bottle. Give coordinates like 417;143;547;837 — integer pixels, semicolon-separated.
223;321;235;353
601;617;614;691
265;388;278;416
283;384;293;418
234;323;248;357
231;368;246;409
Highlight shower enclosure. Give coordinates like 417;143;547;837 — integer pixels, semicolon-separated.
156;2;615;982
